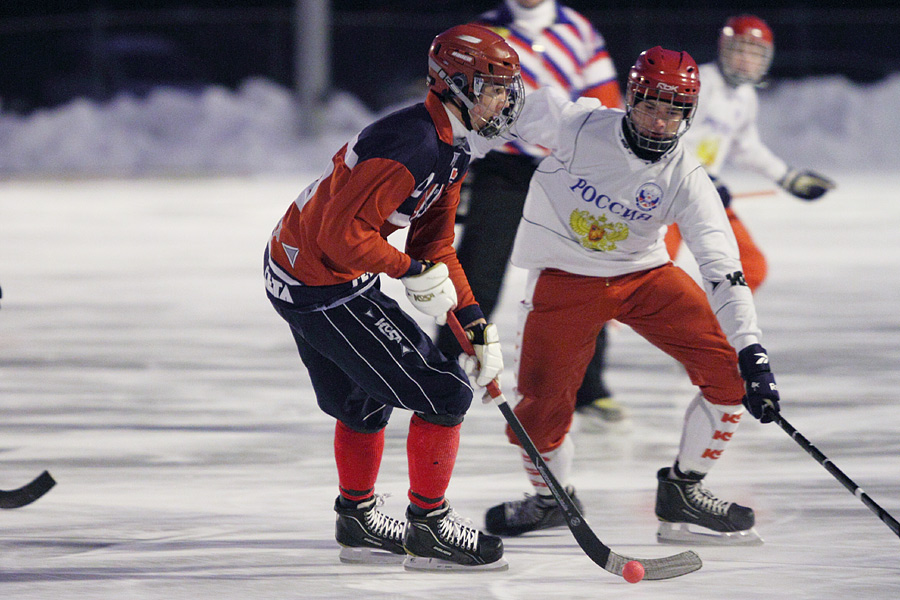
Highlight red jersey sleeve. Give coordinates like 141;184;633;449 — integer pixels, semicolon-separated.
405;178;477;312
315;157;416;280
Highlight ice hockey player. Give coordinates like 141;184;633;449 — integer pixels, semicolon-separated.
434;0;628;428
264;24;524;570
666;14;835;289
473;46;780;545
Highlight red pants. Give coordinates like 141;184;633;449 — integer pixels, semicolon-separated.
511;264;744;452
665;208;768;292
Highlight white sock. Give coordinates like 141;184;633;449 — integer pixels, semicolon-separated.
522;435;575;497
675;393;745;474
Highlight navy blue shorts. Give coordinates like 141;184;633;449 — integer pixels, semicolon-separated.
267;276;473;433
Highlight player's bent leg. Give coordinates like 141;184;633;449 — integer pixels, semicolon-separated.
490;269;605;537
622;266;761;545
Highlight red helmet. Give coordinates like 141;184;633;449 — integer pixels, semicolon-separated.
624;46;700;154
719;15;774;86
427;24;524;138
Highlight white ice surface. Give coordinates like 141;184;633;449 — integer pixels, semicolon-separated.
1;171;898;599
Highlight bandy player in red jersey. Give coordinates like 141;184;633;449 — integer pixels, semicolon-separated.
470;47;780;546
264;25;523;570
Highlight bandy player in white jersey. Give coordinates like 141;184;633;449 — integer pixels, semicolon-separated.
470;47;781;545
666;14;835;291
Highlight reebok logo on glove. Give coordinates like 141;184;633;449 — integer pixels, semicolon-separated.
738;343;781;423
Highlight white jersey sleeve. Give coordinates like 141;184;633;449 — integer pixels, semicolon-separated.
465;87;605;160
671;169;762;351
505;86;604;162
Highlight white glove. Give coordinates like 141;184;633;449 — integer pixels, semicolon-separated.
458;323;503;388
400;261;457;325
778;168;834;201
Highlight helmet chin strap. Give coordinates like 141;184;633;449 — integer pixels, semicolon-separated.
428;57;480;132
429;58;475;110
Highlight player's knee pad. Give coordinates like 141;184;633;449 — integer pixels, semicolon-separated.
324;402;393;434
415;412;465;427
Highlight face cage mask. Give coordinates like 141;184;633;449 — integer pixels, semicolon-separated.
467;72;525;139
720;37;773;86
624;88;697;154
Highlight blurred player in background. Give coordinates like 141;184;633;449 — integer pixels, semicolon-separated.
666;14;835;290
265;24;522;571
435;0;628;428
475;47;780;545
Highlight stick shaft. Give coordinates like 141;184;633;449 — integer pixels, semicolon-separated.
774;413;900;538
446;313;702;579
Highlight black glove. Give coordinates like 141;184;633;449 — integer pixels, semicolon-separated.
738;343;780;423
778;168;834;201
716;183;732;209
709;176;732;209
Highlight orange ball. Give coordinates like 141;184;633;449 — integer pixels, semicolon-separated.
622;560;645;583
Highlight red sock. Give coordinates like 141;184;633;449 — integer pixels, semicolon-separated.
334;420;384;502
407;414;460;510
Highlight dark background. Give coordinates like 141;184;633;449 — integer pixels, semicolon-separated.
3;1;899;114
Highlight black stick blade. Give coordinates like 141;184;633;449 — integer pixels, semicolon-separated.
0;470;56;509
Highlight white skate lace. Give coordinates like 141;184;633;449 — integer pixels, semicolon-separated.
364;495;406;543
685;482;731;516
437;508;479;552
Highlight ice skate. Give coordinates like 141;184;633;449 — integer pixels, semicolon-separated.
484;487;582;537
334;496;407;564
403;501;507;571
655;467;763;546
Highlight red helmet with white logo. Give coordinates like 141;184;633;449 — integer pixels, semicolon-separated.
427;24;524;139
624;46;700;154
719;14;774;86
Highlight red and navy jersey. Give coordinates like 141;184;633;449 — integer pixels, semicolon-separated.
267;93;480;318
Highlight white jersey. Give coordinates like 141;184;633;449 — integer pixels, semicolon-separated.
681;63;788;181
489;86;761;350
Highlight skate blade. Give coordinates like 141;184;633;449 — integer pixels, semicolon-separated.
657;521;764;546
403;555;509;572
339;546;407;564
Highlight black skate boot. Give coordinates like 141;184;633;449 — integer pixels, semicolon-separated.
403;501;507;571
484;487;582;536
655;467;762;546
334;496;407;563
